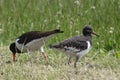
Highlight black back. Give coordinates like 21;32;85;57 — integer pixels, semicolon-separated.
18;29;63;45
50;35;92;51
50;26;94;51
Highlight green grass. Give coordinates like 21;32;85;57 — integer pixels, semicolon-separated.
0;46;120;80
0;0;120;80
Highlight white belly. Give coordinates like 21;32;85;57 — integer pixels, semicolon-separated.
15;37;50;52
58;41;92;57
77;41;92;58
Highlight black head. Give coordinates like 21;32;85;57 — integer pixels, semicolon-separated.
9;43;16;53
83;25;99;36
9;42;21;54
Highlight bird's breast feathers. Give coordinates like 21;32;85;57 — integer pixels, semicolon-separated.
76;41;92;57
58;41;92;57
15;37;50;52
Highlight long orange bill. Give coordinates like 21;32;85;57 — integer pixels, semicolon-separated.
92;32;99;37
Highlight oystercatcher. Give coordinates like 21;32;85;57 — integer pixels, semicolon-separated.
9;29;63;61
50;26;99;68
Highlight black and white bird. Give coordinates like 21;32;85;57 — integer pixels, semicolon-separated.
9;29;63;61
50;26;99;68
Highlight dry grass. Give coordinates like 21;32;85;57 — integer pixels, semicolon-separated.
0;46;120;80
0;0;120;80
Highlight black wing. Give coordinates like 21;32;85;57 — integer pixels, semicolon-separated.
60;39;88;51
17;29;63;45
51;36;88;51
18;31;42;44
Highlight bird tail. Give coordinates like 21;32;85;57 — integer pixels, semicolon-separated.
53;29;64;33
49;44;60;48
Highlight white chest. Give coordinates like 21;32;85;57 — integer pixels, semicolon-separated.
77;41;92;58
15;36;51;52
58;41;92;57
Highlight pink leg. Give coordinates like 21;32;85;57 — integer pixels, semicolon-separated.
40;46;49;64
42;52;47;59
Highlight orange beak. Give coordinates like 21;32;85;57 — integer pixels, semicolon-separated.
92;32;99;37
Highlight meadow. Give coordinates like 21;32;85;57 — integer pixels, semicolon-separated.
0;0;120;80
